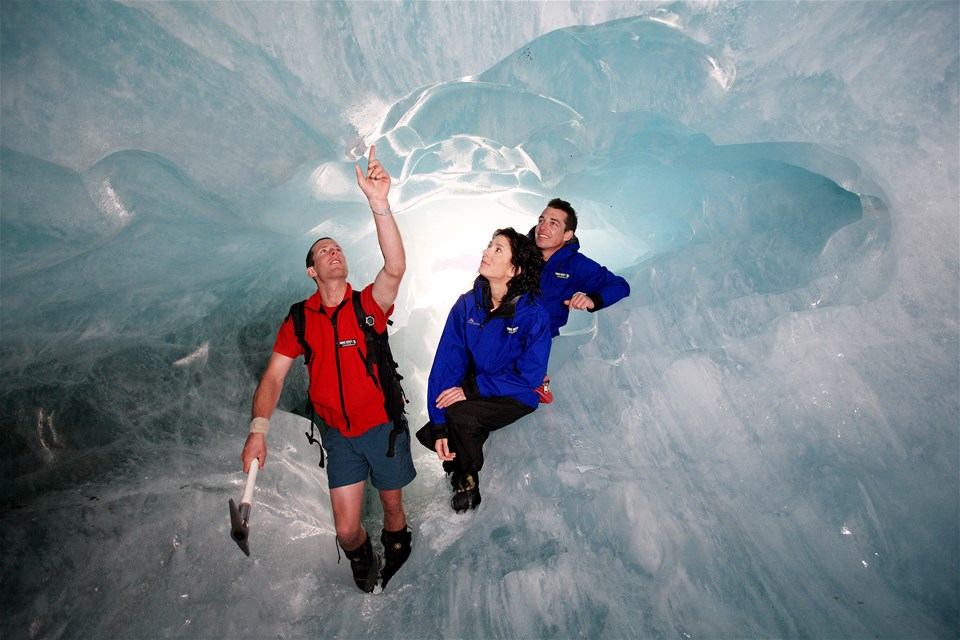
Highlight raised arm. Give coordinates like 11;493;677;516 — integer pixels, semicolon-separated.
356;145;405;313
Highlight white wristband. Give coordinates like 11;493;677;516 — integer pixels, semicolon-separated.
371;204;392;216
249;417;270;435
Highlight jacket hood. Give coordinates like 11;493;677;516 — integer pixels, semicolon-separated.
471;278;524;318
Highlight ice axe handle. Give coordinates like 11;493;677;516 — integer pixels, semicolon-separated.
229;459;259;556
240;459;259;504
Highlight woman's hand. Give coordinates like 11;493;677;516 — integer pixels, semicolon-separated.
434;437;456;462
435;386;466;409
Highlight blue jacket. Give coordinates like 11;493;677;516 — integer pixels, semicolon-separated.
539;241;631;337
427;280;551;426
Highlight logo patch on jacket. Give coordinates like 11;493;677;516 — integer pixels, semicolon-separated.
554;271;571;279
338;339;357;348
468;317;482;327
506;326;518;334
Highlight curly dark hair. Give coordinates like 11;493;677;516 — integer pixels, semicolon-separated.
476;227;542;301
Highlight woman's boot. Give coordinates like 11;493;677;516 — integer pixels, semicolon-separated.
451;471;481;512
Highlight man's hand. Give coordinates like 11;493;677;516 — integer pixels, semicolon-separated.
241;432;267;473
564;292;595;311
355;145;390;208
435;386;466;409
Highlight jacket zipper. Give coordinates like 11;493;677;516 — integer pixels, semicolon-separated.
324;301;351;432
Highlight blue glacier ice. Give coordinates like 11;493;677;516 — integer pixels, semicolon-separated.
1;1;957;638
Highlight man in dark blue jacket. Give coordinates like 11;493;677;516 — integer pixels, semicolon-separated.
529;198;631;402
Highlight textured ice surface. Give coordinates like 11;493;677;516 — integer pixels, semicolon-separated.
1;1;957;638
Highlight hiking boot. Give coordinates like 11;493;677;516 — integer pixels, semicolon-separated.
451;472;481;513
379;526;412;589
536;374;553;404
341;536;382;593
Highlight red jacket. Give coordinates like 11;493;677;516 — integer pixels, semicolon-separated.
273;283;393;437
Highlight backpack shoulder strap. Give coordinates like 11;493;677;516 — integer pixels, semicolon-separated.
351;290;409;454
290;300;324;468
352;290;379;380
352;289;388;333
289;300;312;365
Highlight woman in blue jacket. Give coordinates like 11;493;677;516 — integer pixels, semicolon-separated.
416;227;551;512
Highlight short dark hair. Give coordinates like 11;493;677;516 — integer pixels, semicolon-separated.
478;227;542;301
547;198;578;234
305;237;333;268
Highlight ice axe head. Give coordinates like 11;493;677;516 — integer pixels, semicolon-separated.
228;498;251;556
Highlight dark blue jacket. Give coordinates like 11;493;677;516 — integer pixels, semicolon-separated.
427;280;551;426
539;241;631;337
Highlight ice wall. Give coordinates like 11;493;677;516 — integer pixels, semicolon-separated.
1;2;957;639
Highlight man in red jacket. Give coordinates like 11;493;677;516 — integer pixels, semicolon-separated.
240;146;415;592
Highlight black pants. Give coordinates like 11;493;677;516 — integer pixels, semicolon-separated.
437;396;534;481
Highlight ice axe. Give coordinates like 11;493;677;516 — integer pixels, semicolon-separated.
228;458;259;556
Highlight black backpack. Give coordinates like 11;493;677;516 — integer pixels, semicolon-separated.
289;290;409;467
